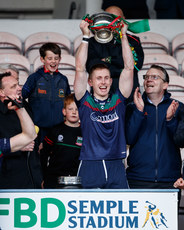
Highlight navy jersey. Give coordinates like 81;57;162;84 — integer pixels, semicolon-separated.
76;90;127;160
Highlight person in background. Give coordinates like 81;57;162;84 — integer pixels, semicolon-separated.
125;64;182;191
102;0;149;19
173;103;184;148
74;19;134;189
173;103;184;190
0;72;42;189
22;42;71;144
0;64;19;81
86;6;144;103
40;94;82;188
154;0;184;19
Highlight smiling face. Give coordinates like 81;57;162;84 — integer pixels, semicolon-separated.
40;50;61;74
88;68;112;100
144;68;168;97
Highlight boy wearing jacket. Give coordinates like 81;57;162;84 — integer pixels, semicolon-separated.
22;42;71;143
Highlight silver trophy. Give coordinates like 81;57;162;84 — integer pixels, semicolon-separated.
90;12;116;43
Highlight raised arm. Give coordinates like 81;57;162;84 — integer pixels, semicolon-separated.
8;102;37;152
119;24;134;98
74;21;91;101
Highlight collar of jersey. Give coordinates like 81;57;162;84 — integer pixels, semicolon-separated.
44;66;59;73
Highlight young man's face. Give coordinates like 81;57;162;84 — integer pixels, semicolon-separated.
143;68;168;97
88;68;112;100
62;101;79;126
41;50;61;73
0;76;21;101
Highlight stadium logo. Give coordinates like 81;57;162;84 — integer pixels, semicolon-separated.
142;201;168;229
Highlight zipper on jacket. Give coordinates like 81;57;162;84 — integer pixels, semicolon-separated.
51;76;55;126
155;106;158;182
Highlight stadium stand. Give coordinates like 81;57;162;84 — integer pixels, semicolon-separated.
180;59;184;77
0;53;30;86
168;75;184;103
24;32;72;64
0;32;22;55
172;32;184;65
137;31;170;54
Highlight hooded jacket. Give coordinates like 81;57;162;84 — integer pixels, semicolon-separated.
125;91;182;182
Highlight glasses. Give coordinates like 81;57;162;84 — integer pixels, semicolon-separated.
143;75;166;82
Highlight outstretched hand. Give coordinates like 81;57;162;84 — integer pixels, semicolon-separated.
134;87;144;112
166;100;179;121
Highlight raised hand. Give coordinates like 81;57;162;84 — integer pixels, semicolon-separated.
80;20;90;37
166;100;179;121
134;87;144;112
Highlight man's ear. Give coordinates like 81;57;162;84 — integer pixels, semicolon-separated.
0;89;5;97
163;82;169;90
110;77;112;86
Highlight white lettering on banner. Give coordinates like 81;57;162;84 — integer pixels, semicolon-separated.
0;190;178;229
90;111;119;123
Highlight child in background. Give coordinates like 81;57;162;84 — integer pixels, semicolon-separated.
40;94;82;188
22;42;71;144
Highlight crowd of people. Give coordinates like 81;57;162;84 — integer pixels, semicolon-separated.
0;6;184;195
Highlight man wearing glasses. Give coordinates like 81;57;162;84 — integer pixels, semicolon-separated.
125;64;183;190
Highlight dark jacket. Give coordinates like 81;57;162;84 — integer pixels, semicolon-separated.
102;0;149;19
174;103;184;148
125;91;182;182
0;101;42;189
22;68;71;128
155;0;184;19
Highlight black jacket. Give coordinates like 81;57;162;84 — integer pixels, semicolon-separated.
0;101;42;189
174;103;184;148
102;0;149;19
